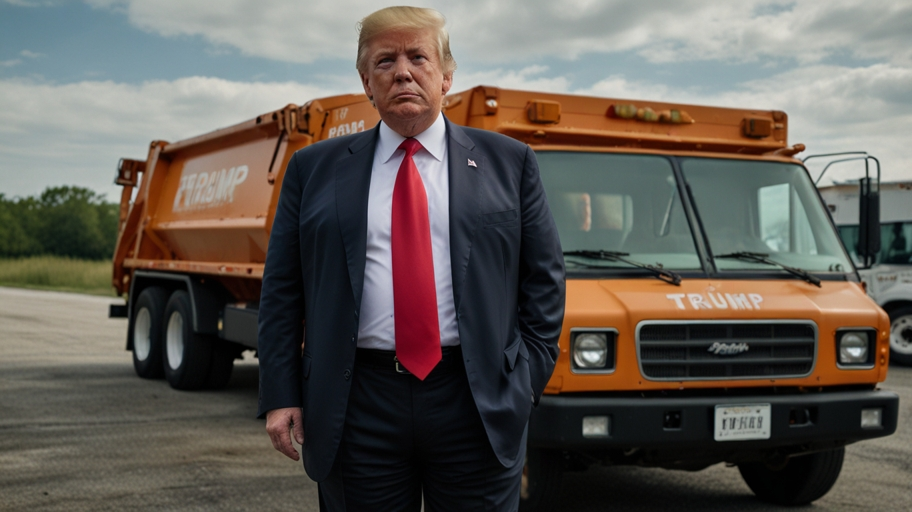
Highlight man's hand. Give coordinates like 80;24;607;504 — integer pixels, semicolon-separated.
266;407;304;461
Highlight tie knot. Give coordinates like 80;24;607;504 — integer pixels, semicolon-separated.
398;138;423;158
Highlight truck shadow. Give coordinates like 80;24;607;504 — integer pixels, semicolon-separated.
559;465;779;511
224;361;259;392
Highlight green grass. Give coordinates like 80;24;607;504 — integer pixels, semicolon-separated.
0;256;117;296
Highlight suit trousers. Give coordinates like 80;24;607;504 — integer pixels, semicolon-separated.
318;346;524;512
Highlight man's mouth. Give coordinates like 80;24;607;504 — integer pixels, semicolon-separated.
394;90;421;100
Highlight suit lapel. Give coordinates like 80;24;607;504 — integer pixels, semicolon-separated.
445;118;483;312
335;126;378;313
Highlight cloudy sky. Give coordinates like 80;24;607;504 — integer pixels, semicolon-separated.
1;0;910;201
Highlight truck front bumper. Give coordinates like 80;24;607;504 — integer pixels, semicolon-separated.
528;390;899;452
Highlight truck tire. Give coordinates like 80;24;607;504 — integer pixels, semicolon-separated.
162;290;214;390
132;286;167;379
519;446;563;512
738;447;844;505
888;305;912;366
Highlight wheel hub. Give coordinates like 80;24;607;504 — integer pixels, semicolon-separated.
133;308;152;361
890;316;912;355
166;311;185;369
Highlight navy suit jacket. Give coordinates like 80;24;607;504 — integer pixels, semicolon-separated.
257;117;566;482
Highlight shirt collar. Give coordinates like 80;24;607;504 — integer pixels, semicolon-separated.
377;113;446;165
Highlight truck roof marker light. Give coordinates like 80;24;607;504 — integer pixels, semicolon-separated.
526;100;561;124
744;117;773;138
607;104;694;124
637;107;658;122
659;109;694;124
610;103;638;119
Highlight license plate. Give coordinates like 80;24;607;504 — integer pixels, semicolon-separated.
714;404;771;441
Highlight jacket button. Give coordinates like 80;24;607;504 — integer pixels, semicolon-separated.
343;369;352;380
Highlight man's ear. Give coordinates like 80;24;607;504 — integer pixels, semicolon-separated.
441;72;453;97
360;72;376;108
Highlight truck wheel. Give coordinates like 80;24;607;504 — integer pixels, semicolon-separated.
888;306;912;366
162;290;213;390
132;286;167;379
738;447;844;505
519;446;563;512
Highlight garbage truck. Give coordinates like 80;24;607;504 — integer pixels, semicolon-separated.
109;86;898;508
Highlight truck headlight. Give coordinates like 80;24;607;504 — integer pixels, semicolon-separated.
571;330;616;372
837;330;875;368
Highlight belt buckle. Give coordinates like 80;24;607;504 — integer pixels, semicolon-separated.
393;356;411;375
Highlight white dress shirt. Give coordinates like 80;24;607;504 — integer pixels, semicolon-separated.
357;114;460;350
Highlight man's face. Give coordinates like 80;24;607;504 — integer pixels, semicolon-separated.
360;28;452;137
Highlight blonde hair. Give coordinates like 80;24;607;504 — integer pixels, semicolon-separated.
356;6;457;75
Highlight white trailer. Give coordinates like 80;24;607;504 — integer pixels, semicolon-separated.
819;181;912;365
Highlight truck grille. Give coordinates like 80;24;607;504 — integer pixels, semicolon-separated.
636;321;817;381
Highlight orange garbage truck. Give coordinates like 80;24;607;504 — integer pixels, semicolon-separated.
110;86;898;508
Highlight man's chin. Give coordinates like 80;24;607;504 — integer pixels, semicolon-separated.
383;105;432;123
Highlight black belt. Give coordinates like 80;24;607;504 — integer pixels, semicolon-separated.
356;346;462;375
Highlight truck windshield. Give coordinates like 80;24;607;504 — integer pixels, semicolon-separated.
681;158;852;273
536;152;701;270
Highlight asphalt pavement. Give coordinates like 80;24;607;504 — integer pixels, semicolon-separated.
1;286;910;511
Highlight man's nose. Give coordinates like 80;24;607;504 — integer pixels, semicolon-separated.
394;57;413;82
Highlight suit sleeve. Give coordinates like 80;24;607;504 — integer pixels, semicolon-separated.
256;152;306;418
517;144;566;405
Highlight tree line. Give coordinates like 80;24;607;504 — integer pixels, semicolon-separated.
0;186;119;260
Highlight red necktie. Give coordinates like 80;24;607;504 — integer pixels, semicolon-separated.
391;138;441;380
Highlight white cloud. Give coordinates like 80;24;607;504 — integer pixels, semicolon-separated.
82;0;912;66
19;50;44;58
452;65;571;93
85;0;369;63
0;77;348;199
1;59;22;67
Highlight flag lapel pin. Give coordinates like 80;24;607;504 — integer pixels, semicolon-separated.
467;159;477;168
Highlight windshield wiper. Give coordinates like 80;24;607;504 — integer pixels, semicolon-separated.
714;252;821;287
563;250;682;286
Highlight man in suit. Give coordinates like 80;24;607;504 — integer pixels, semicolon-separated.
257;6;565;510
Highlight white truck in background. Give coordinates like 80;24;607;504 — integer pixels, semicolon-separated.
819;178;912;365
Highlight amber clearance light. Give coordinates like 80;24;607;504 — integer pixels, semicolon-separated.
526;100;561;124
607;103;695;124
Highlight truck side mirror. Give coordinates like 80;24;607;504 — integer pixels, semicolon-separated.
856;176;880;268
